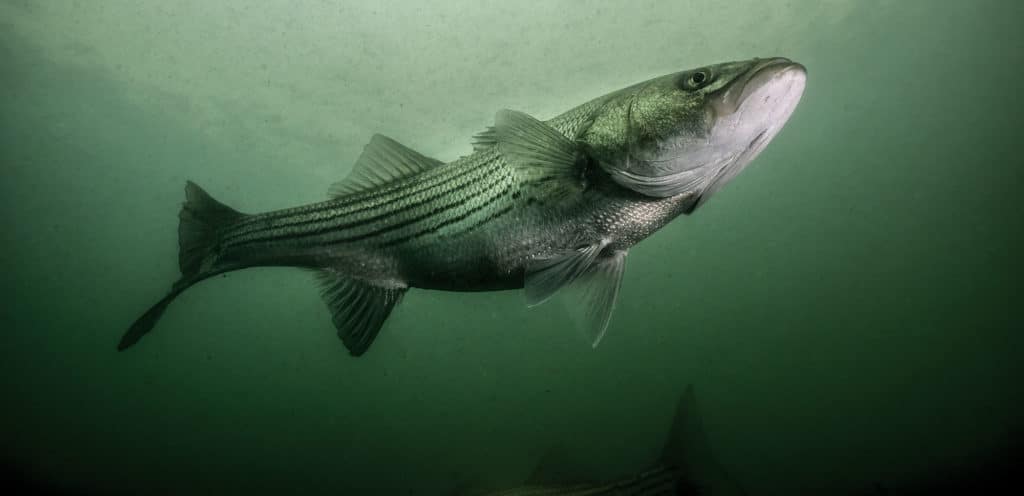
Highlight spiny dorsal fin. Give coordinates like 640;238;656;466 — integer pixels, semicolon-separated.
471;125;496;151
315;270;407;356
329;134;443;198
494;110;587;199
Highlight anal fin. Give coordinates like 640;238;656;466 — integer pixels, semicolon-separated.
315;270;407;356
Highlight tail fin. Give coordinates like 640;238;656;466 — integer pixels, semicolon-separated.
118;280;192;350
178;180;244;277
118;181;244;351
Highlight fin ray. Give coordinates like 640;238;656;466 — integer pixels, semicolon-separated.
561;250;627;347
524;242;605;307
315;270;406;356
179;181;245;277
329;134;443;197
494;109;586;199
120;181;244;351
471;125;496;151
118;275;209;350
118;290;178;351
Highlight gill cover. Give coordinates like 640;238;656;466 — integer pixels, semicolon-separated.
582;58;806;204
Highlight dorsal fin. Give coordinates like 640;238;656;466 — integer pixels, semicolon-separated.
471;125;497;151
329;134;443;198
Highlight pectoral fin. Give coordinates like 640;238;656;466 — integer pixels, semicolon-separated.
561;250;627;348
525;243;627;348
494;109;588;199
524;242;605;307
315;270;406;356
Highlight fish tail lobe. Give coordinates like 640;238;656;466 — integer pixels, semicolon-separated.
118;289;177;351
119;181;244;351
178;180;245;277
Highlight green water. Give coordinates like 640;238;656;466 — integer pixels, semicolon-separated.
2;1;1021;494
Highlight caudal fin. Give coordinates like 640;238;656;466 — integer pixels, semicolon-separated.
178;180;244;277
118;181;244;351
118;281;188;350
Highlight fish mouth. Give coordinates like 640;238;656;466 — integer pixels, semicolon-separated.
714;57;807;117
693;58;806;209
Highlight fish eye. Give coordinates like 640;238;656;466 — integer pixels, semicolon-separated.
682;70;711;90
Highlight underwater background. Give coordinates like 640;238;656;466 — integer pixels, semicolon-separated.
2;1;1021;494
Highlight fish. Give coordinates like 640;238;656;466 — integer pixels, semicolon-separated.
119;57;806;356
461;385;746;496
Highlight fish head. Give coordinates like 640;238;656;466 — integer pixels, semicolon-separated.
581;57;806;207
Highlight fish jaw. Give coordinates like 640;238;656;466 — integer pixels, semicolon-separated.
697;58;807;205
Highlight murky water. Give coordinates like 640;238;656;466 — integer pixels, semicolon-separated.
2;1;1021;494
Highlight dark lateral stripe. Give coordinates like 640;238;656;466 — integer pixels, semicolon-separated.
225;162;508;248
227;154;506;245
227;156;473;230
330;176;515;247
226;176;470;247
427;193;531;242
237;167;511;249
225;150;570;246
380;195;517;248
224;163;483;244
226;151;500;240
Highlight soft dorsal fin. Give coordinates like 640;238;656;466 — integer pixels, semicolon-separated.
314;269;407;356
329;134;443;198
494;110;587;199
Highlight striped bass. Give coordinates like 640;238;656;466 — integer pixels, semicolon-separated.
466;385;746;496
120;57;806;356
